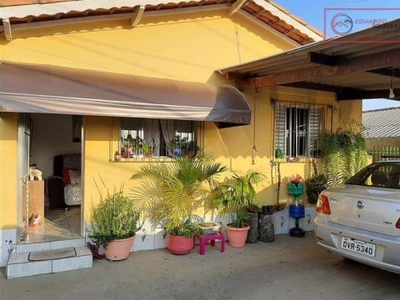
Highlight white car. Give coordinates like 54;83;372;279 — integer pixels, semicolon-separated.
314;160;400;274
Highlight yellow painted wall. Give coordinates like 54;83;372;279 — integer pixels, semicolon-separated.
338;100;363;125
82;84;350;219
1;11;294;83
82;116;144;222
0;10;361;230
218;86;344;205
0;10;296;229
0;114;19;228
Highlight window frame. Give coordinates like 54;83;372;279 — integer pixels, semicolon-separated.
274;101;327;159
111;118;201;162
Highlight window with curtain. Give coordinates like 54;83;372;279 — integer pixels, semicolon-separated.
119;118;197;160
274;101;326;158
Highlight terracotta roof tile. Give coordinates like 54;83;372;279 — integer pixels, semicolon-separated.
0;0;322;45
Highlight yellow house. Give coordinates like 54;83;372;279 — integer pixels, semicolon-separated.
0;0;365;276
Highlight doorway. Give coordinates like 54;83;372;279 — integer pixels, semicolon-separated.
20;114;83;243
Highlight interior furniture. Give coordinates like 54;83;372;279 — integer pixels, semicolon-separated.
46;176;67;210
194;232;225;255
46;153;81;209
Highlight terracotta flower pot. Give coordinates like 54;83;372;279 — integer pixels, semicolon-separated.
167;234;194;255
104;236;135;261
226;226;250;248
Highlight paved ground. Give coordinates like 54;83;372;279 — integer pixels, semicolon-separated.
1;233;400;300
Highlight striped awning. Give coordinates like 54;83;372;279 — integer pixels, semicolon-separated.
0;62;251;127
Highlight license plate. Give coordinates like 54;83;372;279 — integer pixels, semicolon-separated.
341;237;376;257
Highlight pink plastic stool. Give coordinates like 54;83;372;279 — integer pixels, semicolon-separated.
195;232;225;255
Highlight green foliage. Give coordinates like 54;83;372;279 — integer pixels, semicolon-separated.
89;187;140;248
169;135;187;149
229;210;251;228
130;153;227;236
305;173;328;204
168;219;201;237
319;120;368;187
212;171;262;228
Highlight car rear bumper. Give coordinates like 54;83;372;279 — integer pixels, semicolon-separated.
314;216;400;275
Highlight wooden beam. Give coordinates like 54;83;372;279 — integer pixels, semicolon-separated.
131;5;145;27
2;19;12;41
308;52;347;66
368;68;400;78
337;88;400;100
283;82;359;94
229;0;248;16
238;48;400;90
287;82;400;100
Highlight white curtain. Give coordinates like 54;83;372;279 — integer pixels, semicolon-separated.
160;120;176;156
143;119;160;156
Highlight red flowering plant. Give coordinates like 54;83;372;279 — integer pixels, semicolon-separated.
287;174;305;206
289;174;304;187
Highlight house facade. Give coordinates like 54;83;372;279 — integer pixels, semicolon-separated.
0;0;362;269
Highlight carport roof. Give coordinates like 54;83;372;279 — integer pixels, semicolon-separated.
220;18;400;101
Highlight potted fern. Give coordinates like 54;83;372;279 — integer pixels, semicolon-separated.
89;185;140;261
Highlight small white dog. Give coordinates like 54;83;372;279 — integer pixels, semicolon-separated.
29;166;43;181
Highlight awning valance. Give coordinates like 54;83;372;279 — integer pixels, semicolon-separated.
0;62;251;127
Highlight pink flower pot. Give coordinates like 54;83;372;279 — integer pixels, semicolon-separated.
167;234;194;255
104;236;135;261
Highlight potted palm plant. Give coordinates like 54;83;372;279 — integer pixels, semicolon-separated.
89;185;140;261
212;171;261;247
130;153;227;255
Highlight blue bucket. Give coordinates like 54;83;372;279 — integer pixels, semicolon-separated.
289;204;305;219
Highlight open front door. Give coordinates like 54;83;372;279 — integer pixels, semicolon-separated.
17;114;31;242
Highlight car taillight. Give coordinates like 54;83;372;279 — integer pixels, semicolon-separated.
316;194;331;215
396;218;400;229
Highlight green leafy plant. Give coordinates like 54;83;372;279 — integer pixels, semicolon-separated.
124;133;134;148
168;219;201;237
89;186;140;248
168;135;187;156
229;210;251;228
319;119;368;187
182;141;199;158
130;153;226;237
212;171;262;228
305;173;327;204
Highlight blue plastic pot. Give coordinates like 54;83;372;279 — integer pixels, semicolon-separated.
289;204;305;219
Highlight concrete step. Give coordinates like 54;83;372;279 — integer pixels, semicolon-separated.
6;238;93;279
16;237;86;253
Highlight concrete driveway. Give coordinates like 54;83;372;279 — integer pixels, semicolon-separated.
1;233;400;300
